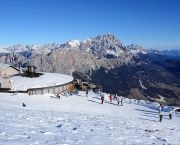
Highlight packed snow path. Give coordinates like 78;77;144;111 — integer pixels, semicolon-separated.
0;91;180;145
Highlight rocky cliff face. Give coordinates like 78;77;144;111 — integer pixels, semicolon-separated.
0;34;139;75
27;48;137;76
0;53;26;64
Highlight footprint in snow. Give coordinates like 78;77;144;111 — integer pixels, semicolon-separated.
73;127;77;130
57;124;62;128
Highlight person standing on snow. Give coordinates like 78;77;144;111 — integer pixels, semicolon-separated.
101;94;104;104
169;108;173;120
117;97;120;105
109;94;112;102
56;94;60;99
121;98;123;106
114;94;117;101
86;89;88;98
159;111;163;122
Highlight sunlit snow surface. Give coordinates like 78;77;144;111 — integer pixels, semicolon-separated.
0;91;180;145
10;73;73;91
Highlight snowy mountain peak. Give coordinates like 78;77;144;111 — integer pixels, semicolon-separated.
68;40;81;48
127;44;148;54
0;34;155;58
95;34;122;43
56;34;129;58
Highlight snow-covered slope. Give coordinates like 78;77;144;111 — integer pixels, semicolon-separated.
0;91;180;145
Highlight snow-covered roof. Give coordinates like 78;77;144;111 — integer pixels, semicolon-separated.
10;72;73;91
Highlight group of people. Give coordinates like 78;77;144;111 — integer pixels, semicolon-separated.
109;94;123;106
86;89;124;105
55;90;79;99
88;89;178;120
96;90;124;105
159;104;176;122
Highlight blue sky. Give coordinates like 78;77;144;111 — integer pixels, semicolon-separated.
0;0;180;50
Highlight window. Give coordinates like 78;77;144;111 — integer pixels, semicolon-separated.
29;91;33;95
43;89;48;94
49;88;54;94
59;86;62;91
36;89;42;95
63;84;69;90
55;87;59;92
63;85;67;90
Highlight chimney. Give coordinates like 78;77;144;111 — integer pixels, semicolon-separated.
28;66;35;73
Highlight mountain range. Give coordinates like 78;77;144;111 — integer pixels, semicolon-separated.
0;34;180;106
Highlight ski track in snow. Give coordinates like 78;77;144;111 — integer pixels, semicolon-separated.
0;91;180;145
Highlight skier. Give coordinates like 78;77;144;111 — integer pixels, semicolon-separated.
121;98;123;106
86;89;88;98
93;88;95;93
101;94;104;104
117;97;120;105
57;94;60;99
159;111;163;122
169;108;173;120
109;94;112;102
22;103;26;107
114;94;117;101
